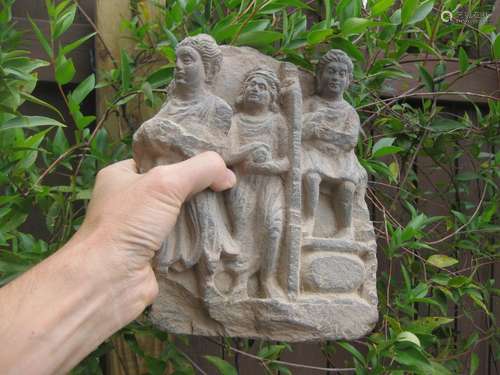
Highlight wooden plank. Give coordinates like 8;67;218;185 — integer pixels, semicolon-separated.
12;0;95;22
14;17;94;83
382;55;499;104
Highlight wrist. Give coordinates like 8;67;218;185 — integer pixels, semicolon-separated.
72;225;154;326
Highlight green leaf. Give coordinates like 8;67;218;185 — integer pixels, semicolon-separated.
430;117;467;132
493;34;500;59
372;0;395;16
120;49;132;90
53;4;76;39
408;0;434;24
307;28;333;44
1;116;66;131
394;346;430;370
55;57;76;85
75;189;92;200
406;317;454;334
61;32;96;55
144;356;167;375
331;37;364;61
142;81;154;104
396;331;421;347
70;74;95;105
337;341;366;366
260;0;311;14
448;276;470;288
146;66;174;88
418;64;434;91
470;353;479;375
401;0;417;25
20;92;64;120
52;127;69;155
427;254;459;268
324;0;332;26
341;17;375;36
28;16;52;57
336;0;361;23
458;47;469;73
236;31;283;47
372;137;403;158
205;356;237;375
257;344;290;360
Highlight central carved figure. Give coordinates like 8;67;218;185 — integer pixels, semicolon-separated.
132;35;378;341
225;67;289;299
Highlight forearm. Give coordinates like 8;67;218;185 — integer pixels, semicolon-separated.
0;228;149;375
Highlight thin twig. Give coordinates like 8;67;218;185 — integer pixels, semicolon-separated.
177;348;208;375
206;338;358;373
427;186;488;245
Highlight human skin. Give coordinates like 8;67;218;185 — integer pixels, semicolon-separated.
0;151;235;375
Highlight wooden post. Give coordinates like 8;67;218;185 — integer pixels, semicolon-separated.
95;0;165;140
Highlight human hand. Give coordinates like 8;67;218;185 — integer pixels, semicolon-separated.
78;152;236;314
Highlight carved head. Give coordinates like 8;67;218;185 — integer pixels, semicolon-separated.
237;67;280;113
174;34;223;87
316;49;353;99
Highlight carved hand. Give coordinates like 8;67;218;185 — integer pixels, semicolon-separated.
251;145;272;163
246;160;281;175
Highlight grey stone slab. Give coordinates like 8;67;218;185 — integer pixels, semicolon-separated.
133;34;378;341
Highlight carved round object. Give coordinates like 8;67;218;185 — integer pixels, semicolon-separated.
302;252;366;293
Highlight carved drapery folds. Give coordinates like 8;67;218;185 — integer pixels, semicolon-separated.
132;34;378;341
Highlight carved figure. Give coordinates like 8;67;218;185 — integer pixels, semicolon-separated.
225;67;289;299
301;49;365;240
132;34;236;300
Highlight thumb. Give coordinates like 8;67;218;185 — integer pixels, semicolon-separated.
157;152;236;200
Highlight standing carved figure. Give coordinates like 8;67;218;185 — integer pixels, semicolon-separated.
132;34;236;300
225;67;290;299
301;49;365;240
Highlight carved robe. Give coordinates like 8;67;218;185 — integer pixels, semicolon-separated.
225;112;287;274
302;97;365;184
133;92;236;273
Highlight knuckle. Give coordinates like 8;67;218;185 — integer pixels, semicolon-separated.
201;151;226;172
146;165;185;201
96;165;113;180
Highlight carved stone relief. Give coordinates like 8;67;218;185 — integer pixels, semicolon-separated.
133;34;378;341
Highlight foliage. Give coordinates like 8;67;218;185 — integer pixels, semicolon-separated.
1;0;499;374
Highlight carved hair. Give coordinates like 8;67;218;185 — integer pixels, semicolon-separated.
237;67;281;112
176;34;223;84
316;49;353;84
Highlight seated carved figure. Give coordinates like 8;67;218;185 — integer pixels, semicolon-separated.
225;67;289;299
302;49;365;240
132;34;236;300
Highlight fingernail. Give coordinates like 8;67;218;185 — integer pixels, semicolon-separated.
225;168;237;188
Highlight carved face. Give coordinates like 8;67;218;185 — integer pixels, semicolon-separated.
318;61;349;98
243;76;272;110
174;46;205;87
